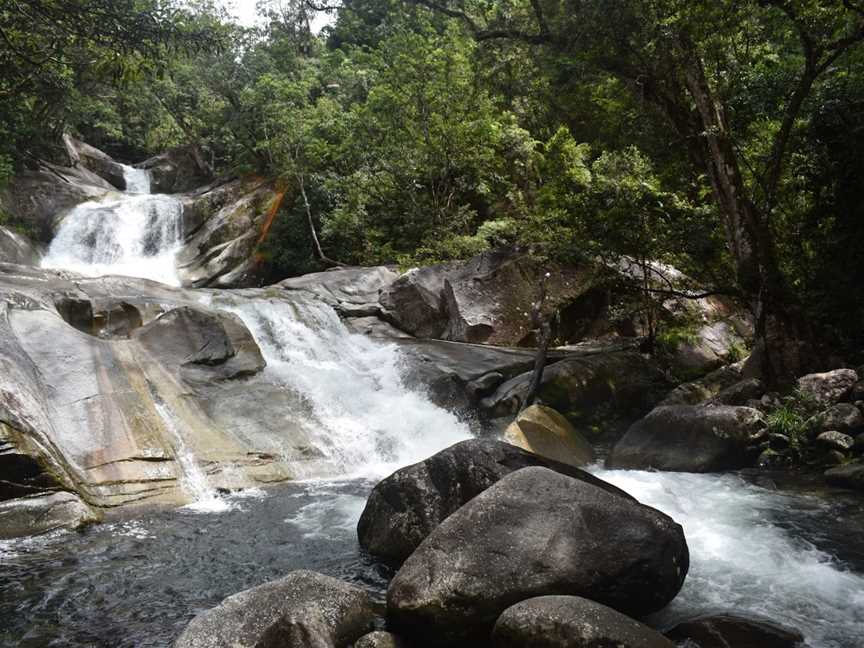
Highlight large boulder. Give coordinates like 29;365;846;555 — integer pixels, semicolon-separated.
138;145;212;194
380;250;590;345
0;226;41;266
357;439;628;566
177;178;282;288
797;369;858;406
174;570;376;648
63;134;127;190
606;405;766;472
492;596;675;648
665;614;804;648
0;491;100;539
504;404;595;467
386;467;688;645
813;403;864;434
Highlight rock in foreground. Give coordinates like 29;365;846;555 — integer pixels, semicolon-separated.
606;405;765;472
357;439;629;566
504;404;595;467
387;467;688;645
665;614;804;648
492;595;675;648
174;570;375;648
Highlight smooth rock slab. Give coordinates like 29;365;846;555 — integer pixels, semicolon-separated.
174;570;375;648
386;467;688;646
357;439;630;566
665;614;804;648
492;595;674;648
606;405;765;472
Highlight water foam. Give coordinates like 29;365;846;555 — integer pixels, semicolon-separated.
594;468;864;647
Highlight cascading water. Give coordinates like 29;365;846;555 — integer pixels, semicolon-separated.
594;468;864;647
41;165;183;285
210;294;472;478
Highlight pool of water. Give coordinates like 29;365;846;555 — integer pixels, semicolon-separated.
1;472;863;648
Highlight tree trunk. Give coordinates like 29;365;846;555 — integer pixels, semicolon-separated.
297;172;345;268
679;48;810;386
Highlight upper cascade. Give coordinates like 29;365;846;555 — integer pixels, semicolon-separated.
41;165;183;286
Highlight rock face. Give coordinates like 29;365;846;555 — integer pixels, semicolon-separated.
665;614;804;648
63;134;128;190
380;250;590;345
357;439;628;566
0;164;111;243
0;491;100;539
281;266;398;313
174;570;376;648
607;405;766;472
386;467;688;645
492;596;675;648
797;369;858;406
504;404;595;467
177;178;283;288
138;146;212;194
0;227;41;265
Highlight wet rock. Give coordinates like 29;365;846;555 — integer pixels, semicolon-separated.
133;306;266;383
357;439;629;566
797;369;857;406
814;403;864;434
63;135;127;190
177;178;281;288
354;631;412;648
345;316;414;339
665;614;804;648
825;463;864;490
816;431;855;452
386;467;688;645
504;404;595;467
492;595;675;648
0;227;41;266
174;570;376;648
0;492;100;539
466;371;505;399
606;405;766;472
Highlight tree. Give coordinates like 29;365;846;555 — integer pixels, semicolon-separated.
403;0;864;384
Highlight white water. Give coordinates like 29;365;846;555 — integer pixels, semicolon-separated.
213;295;472;478
595;468;864;647
42;165;183;285
153;400;231;513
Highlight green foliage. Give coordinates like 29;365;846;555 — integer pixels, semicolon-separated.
765;390;820;457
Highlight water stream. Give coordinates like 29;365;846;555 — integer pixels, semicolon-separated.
8;159;864;647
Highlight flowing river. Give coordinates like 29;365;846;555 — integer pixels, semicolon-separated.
1;170;862;647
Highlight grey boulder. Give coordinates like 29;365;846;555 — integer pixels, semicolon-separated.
174;570;376;648
492;595;674;648
797;369;858;406
606;405;765;472
665;614;804;648
353;631;412;648
357;439;630;566
386;467;688;645
0;491;100;539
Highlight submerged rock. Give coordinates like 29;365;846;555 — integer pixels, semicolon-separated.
174;570;375;648
386;467;688;645
357;439;628;566
606;405;765;472
504;404;595;467
0;491;100;539
492;595;675;648
825;463;864;490
665;614;804;648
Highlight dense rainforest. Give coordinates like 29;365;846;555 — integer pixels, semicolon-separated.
3;0;864;380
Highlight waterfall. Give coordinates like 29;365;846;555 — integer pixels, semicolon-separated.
41;165;183;286
212;294;472;478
